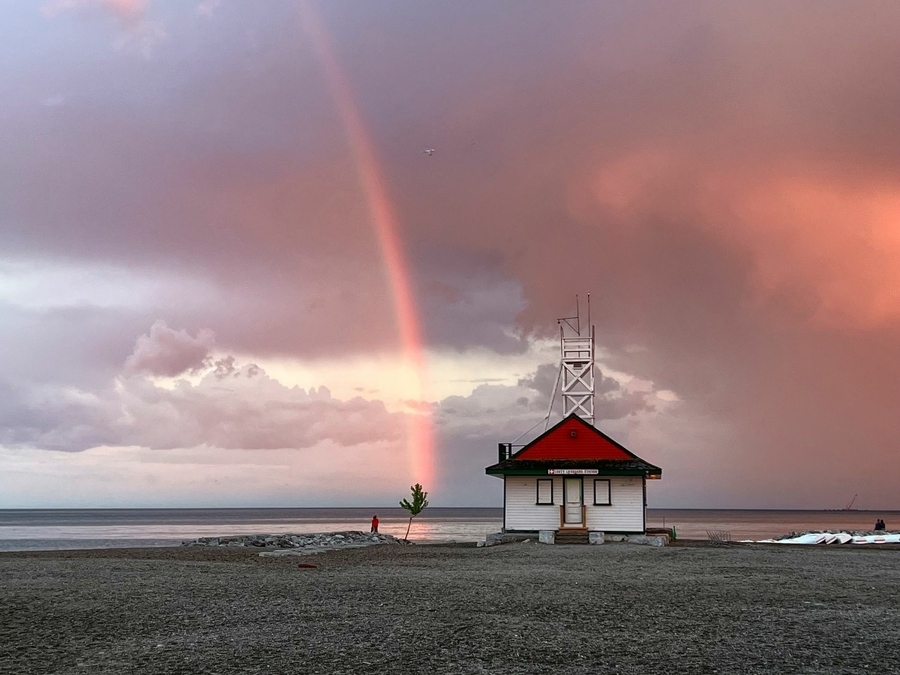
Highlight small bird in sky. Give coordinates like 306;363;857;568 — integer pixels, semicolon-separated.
423;148;435;156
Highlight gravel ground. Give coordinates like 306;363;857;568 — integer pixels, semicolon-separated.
2;541;900;674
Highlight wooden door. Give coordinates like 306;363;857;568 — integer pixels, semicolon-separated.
564;478;583;525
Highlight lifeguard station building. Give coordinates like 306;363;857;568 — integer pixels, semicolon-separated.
485;297;662;542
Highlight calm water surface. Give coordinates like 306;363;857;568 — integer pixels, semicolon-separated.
1;508;897;551
0;508;499;551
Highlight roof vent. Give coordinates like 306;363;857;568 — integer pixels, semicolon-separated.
570;430;577;438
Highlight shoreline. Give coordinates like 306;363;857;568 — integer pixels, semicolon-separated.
6;522;900;555
5;535;900;561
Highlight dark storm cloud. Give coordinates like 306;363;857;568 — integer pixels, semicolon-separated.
414;248;528;354
517;364;558;403
4;2;900;505
517;363;650;423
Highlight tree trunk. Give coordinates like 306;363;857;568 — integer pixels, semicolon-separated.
404;516;413;541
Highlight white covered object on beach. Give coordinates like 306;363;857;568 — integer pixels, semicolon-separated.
775;533;829;545
852;534;900;544
756;531;899;545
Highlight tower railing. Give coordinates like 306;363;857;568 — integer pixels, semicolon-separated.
560;324;595;425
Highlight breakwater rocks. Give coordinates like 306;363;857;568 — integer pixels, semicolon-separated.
182;531;405;556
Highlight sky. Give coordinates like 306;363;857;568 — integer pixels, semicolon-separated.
2;1;900;509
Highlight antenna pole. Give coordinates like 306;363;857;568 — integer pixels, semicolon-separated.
587;293;591;333
575;294;580;335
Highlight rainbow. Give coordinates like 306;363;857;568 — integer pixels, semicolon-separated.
300;3;435;487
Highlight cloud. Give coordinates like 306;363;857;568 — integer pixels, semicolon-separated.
42;95;66;107
42;0;148;23
196;0;220;17
112;19;166;57
0;303;158;389
517;363;649;422
7;3;900;507
211;355;237;379
124;320;215;377
42;0;165;57
1;359;403;453
0;442;413;509
416;250;529;354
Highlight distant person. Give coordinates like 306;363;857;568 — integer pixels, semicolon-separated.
370;515;379;533
874;518;885;531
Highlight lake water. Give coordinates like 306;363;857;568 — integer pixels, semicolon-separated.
1;508;897;551
0;508;499;551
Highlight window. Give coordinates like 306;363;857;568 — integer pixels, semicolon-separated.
536;478;553;505
593;479;611;505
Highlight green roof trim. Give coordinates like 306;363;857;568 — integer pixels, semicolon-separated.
485;455;661;478
486;467;656;476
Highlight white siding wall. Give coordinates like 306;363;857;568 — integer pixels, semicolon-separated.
504;476;563;531
585;476;644;532
504;475;645;532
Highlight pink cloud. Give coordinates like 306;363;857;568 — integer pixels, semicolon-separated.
42;0;165;57
42;0;147;22
1;360;404;453
124;320;214;378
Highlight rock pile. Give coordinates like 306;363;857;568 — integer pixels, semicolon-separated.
182;530;404;554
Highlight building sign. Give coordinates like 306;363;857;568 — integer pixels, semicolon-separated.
547;469;599;475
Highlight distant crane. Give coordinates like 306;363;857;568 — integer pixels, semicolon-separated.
844;494;859;511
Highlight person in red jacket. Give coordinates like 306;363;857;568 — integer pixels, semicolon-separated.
370;515;379;533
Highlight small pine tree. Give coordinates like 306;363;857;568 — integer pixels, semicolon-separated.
399;483;429;541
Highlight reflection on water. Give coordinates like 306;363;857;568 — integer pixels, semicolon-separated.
0;521;492;541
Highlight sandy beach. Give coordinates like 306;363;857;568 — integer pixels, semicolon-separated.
2;541;900;674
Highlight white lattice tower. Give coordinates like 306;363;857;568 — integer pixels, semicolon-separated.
558;295;595;425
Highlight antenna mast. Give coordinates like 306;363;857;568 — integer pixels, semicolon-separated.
556;293;596;426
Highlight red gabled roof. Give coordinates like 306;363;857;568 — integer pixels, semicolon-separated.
485;414;662;477
513;415;637;461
